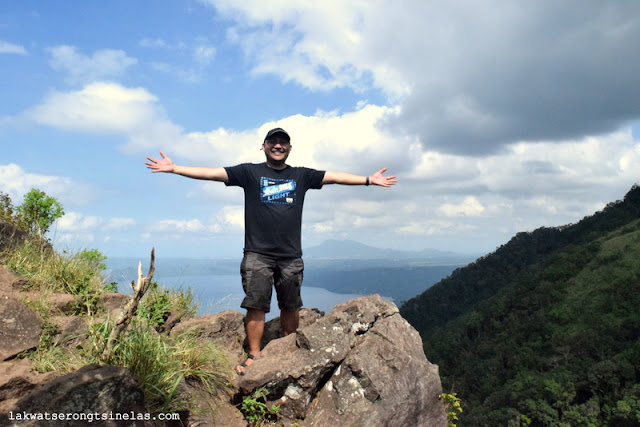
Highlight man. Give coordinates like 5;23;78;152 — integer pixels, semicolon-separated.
146;128;397;374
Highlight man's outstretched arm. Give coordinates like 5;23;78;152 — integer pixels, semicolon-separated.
322;168;397;187
145;151;229;183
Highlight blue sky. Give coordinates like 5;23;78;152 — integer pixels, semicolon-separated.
2;1;640;259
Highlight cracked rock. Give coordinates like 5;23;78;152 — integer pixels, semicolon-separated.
235;294;447;426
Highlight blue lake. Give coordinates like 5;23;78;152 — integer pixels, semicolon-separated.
119;273;380;321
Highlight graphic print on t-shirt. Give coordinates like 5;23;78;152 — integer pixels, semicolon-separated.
260;177;297;205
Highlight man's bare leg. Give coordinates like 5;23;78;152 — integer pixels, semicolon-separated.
280;309;299;336
237;308;265;374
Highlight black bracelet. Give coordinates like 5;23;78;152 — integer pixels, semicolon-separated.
365;176;370;186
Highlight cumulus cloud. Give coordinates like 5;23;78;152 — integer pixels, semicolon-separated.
0;164;93;207
149;204;245;236
0;40;27;55
200;0;640;155
57;212;135;231
48;45;137;85
151;219;205;233
439;197;485;218
24;82;183;151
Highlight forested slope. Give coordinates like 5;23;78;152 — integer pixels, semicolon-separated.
400;185;640;426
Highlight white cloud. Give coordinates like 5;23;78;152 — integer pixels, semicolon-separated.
138;36;216;82
0;40;27;55
193;44;216;65
0;164;92;207
200;1;640;154
139;38;171;49
48;45;137;85
439;197;485;218
57;212;135;231
24;83;183;152
151;219;205;233
54;212;136;250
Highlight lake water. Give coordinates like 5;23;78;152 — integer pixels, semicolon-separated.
120;273;375;321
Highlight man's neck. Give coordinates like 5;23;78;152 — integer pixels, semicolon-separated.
265;160;288;170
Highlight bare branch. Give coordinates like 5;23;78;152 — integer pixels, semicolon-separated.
102;248;156;360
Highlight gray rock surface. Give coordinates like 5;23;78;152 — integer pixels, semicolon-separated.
6;364;150;426
0;297;43;361
235;295;447;426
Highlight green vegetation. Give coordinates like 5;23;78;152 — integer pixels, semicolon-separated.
3;238;107;315
1;189;64;236
401;185;640;426
442;393;463;427
240;387;281;426
1;188;230;416
138;281;198;329
86;319;229;413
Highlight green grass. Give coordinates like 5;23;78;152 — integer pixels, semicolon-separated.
86;318;230;413
2;238;105;313
1;237;230;416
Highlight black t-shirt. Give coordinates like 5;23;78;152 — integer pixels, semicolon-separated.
224;163;325;258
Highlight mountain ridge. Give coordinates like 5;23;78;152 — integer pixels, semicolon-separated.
400;184;640;426
303;238;477;263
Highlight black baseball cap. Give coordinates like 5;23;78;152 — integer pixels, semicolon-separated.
264;128;290;141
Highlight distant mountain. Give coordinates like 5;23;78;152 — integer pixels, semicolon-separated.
304;239;476;264
400;184;640;426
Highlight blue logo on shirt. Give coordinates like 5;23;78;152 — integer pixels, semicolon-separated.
260;177;296;204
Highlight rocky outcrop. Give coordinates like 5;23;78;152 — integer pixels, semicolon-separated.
2;364;149;427
0;248;446;427
232;295;447;426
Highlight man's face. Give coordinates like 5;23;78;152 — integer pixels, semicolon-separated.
263;136;292;165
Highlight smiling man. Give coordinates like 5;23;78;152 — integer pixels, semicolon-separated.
145;127;397;374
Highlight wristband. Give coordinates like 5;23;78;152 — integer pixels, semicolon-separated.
365;176;370;186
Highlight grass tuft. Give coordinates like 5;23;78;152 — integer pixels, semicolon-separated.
1;237;230;416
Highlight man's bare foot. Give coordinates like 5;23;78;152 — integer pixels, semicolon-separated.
236;353;257;375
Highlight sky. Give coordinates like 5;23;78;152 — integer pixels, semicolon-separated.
2;1;640;260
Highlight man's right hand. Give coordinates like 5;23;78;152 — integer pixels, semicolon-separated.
145;151;175;173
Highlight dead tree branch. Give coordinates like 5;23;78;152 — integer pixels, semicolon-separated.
102;248;155;360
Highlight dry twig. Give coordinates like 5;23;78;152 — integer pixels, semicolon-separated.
102;248;155;359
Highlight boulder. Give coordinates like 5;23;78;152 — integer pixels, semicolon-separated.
262;308;324;348
0;358;57;413
99;292;129;313
51;315;87;349
170;310;246;366
235;295;447;426
304;314;446;426
0;297;43;361
0;268;20;296
4;364;150;426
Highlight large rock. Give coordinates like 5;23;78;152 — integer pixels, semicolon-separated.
3;364;150;426
170;310;246;366
0;359;57;413
0;297;43;361
0;268;21;296
261;308;324;348
235;295;447;426
0;220;30;253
